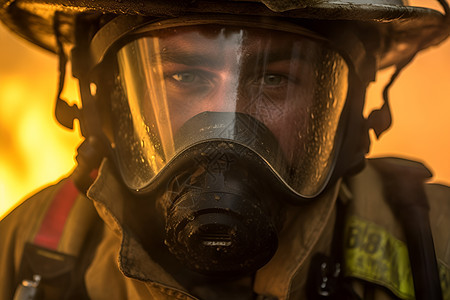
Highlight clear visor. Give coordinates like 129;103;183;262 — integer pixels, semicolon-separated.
111;22;349;197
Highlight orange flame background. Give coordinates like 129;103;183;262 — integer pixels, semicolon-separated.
1;1;449;218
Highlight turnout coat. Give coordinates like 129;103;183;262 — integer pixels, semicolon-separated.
1;158;449;299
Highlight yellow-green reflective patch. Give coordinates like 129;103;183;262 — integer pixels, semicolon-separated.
440;262;450;300
344;215;414;299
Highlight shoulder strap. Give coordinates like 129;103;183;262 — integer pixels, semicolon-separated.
371;157;442;300
15;177;101;300
33;179;79;250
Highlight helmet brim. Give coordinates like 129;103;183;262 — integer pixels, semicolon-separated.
1;0;449;68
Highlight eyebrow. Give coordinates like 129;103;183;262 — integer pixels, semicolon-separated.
151;39;314;69
155;51;222;68
153;49;306;71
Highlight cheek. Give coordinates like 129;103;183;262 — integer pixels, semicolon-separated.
167;101;191;135
266;108;309;160
261;88;313;161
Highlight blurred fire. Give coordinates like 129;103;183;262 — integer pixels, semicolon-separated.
0;0;449;218
0;25;81;218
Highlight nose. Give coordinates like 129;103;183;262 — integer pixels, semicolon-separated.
202;66;242;113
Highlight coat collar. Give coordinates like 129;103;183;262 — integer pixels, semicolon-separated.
88;158;339;299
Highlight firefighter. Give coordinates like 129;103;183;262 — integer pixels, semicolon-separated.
0;0;449;299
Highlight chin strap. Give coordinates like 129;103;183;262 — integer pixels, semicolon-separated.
72;136;105;193
53;12;80;130
367;56;413;139
53;13;108;193
368;0;450;139
438;0;450;16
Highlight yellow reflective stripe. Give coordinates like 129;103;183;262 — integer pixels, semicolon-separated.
343;215;415;299
440;262;450;300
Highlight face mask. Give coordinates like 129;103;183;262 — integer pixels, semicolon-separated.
105;18;349;275
157;112;284;275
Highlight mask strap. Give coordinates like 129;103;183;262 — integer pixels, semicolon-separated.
53;12;80;130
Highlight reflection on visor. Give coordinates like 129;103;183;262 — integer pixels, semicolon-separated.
111;23;349;197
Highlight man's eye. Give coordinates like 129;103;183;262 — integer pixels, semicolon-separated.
263;74;284;86
171;72;197;83
252;74;289;86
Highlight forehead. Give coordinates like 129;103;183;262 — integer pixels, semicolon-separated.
92;16;334;68
150;24;319;48
135;24;325;66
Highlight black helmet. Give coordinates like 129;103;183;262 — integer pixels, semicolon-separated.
1;0;449;68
